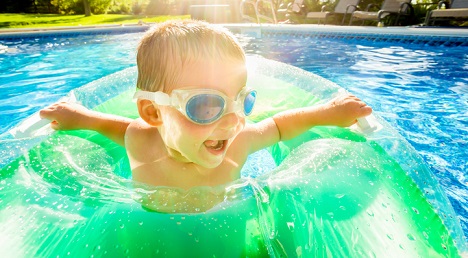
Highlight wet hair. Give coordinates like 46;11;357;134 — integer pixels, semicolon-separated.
136;19;246;93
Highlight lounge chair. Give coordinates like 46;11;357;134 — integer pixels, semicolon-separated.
424;0;468;25
305;0;360;25
349;0;414;26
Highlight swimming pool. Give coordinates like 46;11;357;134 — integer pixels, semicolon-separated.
1;23;467;242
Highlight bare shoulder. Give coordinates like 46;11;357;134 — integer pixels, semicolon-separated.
125;119;162;162
126;119;158;140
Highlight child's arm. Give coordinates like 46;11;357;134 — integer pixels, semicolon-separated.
273;94;372;141
39;102;132;146
242;94;372;154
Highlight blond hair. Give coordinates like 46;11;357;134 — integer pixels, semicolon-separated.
136;19;246;93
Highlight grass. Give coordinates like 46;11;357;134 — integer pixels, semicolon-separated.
0;13;190;29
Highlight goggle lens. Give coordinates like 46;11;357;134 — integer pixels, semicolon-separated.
186;94;225;124
243;91;256;116
185;90;256;124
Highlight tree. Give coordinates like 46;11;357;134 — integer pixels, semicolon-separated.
83;0;91;16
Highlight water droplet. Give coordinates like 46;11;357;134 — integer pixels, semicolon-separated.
423;231;429;239
407;233;415;241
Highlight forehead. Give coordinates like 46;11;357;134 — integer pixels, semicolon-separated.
173;60;247;96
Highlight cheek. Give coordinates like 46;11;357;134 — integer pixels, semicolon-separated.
161;107;213;140
236;117;246;132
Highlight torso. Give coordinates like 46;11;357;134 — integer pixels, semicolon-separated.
124;117;279;212
125;119;250;190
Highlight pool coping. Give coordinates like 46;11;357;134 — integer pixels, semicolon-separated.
1;22;467;38
225;23;468;38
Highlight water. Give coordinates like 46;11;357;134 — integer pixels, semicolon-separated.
243;35;468;235
0;33;139;131
1;29;467;238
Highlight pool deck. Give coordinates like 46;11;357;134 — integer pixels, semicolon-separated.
0;23;467;38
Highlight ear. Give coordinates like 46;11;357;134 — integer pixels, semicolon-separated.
137;100;163;127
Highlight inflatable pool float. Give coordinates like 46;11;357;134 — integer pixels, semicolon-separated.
0;56;466;257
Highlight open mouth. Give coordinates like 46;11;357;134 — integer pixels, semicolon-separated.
204;140;226;151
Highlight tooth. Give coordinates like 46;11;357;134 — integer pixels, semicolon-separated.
205;140;217;147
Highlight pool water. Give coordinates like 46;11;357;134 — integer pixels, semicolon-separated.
0;33;140;131
1;29;467;238
242;34;468;234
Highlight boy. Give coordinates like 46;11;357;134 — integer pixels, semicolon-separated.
40;20;372;212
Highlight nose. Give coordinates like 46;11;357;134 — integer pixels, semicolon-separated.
216;112;244;130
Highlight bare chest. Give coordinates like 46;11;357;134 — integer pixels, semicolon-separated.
131;155;246;189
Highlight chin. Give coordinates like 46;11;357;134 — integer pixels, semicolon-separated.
197;155;224;169
200;160;223;169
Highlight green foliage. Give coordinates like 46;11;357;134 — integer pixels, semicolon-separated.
128;0;149;15
303;0;323;12
90;0;112;14
51;0;82;14
146;0;171;15
50;0;112;15
107;2;132;14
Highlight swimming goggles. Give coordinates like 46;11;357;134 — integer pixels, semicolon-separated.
133;87;257;125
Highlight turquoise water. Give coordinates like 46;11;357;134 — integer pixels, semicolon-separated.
0;29;467;238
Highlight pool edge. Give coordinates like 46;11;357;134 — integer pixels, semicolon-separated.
1;23;467;38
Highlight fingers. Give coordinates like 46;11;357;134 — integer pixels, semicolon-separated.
39;102;69;126
345;95;373;117
39;108;52;119
50;121;60;131
360;105;373;116
346;95;372;113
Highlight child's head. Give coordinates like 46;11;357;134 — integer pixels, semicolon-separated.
136;19;246;93
133;20;250;169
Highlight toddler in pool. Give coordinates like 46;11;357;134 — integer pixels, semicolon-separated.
40;19;372;212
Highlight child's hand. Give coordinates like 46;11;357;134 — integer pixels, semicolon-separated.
322;94;373;127
39;102;93;131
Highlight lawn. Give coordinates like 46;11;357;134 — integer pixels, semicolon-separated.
0;13;189;29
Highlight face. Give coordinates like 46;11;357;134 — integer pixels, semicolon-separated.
157;60;248;168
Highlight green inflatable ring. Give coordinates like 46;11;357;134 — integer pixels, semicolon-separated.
0;56;465;257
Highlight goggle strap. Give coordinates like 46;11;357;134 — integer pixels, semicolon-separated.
133;91;171;106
